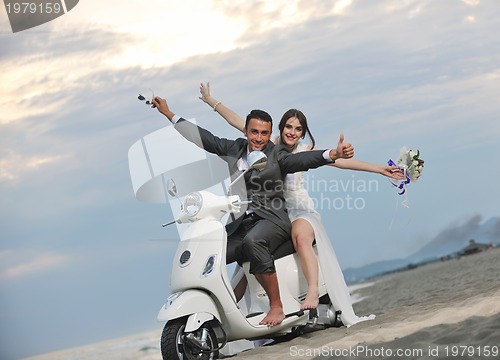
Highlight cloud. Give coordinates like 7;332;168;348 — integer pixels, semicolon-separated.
0;149;71;185
462;0;480;6
0;250;69;281
189;1;500;148
211;0;353;45
0;25;139;124
332;0;353;14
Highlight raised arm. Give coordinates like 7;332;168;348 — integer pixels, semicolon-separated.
151;95;233;157
332;158;404;180
199;82;246;134
307;133;403;180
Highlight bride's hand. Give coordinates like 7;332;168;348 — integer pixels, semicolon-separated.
380;165;405;180
199;82;212;103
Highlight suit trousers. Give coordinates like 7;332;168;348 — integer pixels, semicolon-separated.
226;212;290;274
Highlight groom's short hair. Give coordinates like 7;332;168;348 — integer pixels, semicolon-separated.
245;109;273;129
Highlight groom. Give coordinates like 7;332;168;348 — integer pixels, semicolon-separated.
152;96;354;326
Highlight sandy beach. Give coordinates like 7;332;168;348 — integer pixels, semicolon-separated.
25;247;500;360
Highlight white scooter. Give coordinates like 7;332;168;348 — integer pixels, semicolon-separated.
150;151;342;360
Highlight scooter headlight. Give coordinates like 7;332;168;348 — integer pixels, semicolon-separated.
183;192;203;217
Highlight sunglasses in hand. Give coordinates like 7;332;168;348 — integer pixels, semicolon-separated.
138;89;155;105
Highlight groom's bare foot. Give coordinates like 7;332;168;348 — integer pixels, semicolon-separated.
259;306;285;326
300;290;319;311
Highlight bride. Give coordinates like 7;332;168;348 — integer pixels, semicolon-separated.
199;82;404;326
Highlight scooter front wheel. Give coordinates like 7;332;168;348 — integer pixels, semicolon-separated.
161;316;219;360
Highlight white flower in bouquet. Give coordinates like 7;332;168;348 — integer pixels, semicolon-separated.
399;147;424;182
392;147;424;181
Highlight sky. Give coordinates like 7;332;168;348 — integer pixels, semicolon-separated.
1;0;499;358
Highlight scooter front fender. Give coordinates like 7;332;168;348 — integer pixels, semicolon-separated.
157;290;221;325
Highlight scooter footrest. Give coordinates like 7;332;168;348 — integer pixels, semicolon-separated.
285;310;304;318
308;309;318;319
246;312;264;318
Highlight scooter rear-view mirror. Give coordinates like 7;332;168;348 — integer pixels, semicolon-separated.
247;151;267;171
228;151;268;190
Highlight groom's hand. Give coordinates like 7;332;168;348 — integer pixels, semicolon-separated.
329;133;354;160
338;134;354;159
152;96;175;121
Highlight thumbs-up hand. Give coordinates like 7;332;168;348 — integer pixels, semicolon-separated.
338;133;354;159
330;133;354;160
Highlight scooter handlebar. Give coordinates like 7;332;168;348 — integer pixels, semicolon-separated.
162;220;177;227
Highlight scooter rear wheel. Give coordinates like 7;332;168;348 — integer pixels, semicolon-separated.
160;317;219;360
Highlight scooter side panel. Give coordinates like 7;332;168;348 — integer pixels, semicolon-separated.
243;245;328;315
170;220;225;292
170;219;239;309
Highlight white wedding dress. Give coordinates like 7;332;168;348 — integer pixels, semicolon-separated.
283;141;375;327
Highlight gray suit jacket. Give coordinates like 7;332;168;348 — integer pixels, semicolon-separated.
174;118;330;235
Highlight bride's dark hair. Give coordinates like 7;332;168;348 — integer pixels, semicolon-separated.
278;109;316;149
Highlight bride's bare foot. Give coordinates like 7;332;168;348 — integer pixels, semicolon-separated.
259;306;285;326
300;290;319;311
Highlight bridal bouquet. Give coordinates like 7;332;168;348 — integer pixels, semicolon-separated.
388;147;424;196
397;147;424;182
